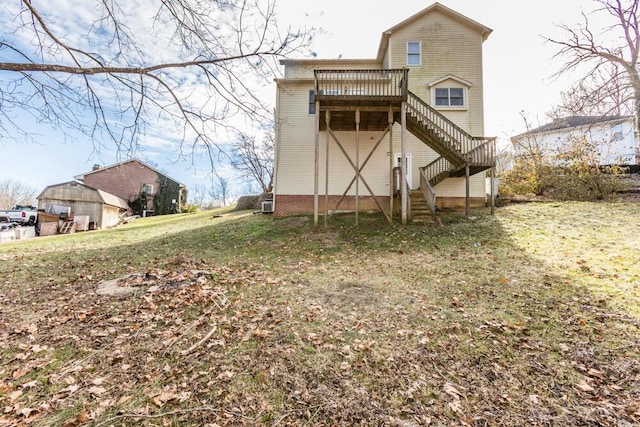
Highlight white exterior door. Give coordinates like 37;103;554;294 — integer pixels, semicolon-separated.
394;153;412;188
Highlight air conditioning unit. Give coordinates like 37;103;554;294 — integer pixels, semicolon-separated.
261;200;274;213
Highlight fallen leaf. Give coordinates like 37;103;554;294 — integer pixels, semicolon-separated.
88;386;106;396
92;377;107;386
21;380;38;389
443;382;462;398
576;381;595;393
587;368;604;379
18;407;36;418
151;391;178;407
12;367;32;379
9;389;23;403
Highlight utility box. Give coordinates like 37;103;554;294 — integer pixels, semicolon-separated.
485;177;500;198
14;227;36;240
74;215;90;231
0;230;15;243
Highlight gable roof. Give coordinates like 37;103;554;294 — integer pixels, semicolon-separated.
37;181;130;209
74;159;186;187
376;2;492;62
96;189;130;209
428;74;474;88
512;115;634;140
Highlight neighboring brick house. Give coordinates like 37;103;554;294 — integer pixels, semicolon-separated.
74;159;187;215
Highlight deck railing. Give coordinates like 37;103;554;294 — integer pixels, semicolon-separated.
314;69;408;101
421;157;454;188
466;137;497;165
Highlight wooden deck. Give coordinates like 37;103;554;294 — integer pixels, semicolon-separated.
312;68;497;223
315;69;407;131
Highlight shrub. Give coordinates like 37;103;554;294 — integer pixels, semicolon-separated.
502;135;628;200
499;155;553;197
181;204;199;213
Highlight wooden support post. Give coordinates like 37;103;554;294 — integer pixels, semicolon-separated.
490;166;495;215
355;108;360;226
388;108;394;222
326;125;392;223
465;164;470;216
401;102;407;225
325;110;330;228
313;100;320;227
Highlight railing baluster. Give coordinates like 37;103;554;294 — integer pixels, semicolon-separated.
315;69;407;101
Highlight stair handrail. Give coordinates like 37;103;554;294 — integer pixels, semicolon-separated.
421;157;454;186
466;137;497;165
419;168;437;217
406;178;412;222
407;91;495;163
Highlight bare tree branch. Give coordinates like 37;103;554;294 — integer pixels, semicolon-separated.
544;0;640;132
0;179;38;210
0;0;312;167
230;123;274;193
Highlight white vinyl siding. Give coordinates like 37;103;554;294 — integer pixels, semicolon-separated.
388;10;485;136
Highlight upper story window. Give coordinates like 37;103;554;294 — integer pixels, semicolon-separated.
142;184;154;195
407;41;421;66
308;90;315;114
435;87;465;107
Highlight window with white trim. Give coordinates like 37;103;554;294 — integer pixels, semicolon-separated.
435;87;464;107
142;184;154;195
407;41;421;65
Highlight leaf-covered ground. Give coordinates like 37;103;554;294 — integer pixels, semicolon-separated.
0;201;638;426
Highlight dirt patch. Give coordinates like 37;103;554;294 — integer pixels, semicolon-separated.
96;269;214;296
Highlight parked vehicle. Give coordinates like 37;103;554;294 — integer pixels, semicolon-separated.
0;205;38;225
0;214;17;231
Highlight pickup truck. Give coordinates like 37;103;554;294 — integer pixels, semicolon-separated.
0;214;17;231
0;205;38;225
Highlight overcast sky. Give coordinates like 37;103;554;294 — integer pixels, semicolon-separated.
0;0;607;199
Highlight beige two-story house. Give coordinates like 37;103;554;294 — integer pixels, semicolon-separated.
273;2;496;224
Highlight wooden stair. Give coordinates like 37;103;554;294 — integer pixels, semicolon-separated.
410;191;435;223
404;91;495;190
59;220;76;234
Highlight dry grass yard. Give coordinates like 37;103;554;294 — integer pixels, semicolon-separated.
0;200;638;426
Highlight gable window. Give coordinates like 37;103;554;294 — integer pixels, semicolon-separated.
142;184;154;195
407;41;421;65
308;90;315;114
435;87;464;107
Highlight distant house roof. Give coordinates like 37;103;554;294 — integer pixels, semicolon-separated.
37;181;130;209
74;159;186;187
512;115;633;140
